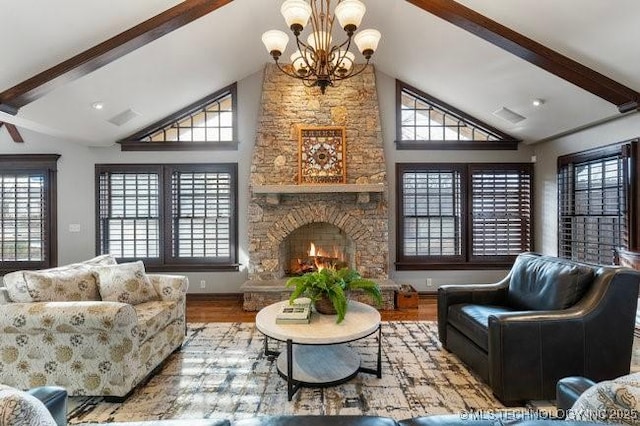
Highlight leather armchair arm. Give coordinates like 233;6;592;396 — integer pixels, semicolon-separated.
27;386;67;426
487;309;591;402
437;277;510;347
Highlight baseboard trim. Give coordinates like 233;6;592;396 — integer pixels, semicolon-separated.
186;293;243;302
419;292;437;299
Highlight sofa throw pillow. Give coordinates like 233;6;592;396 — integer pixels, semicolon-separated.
0;385;57;426
568;372;640;423
2;254;117;303
23;269;100;302
82;253;118;267
94;261;159;305
3;270;34;303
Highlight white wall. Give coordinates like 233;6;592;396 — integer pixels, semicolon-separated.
533;112;640;256
1;67;541;293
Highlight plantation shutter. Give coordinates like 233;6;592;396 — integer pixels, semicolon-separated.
558;144;630;264
97;167;161;260
0;155;59;272
396;162;533;269
169;167;233;262
469;165;533;262
0;172;46;262
398;165;464;264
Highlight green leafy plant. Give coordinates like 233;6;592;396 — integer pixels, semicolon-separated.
286;267;382;323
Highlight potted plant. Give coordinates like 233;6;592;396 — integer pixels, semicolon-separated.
286;267;382;323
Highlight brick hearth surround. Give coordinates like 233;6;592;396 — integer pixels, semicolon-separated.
243;63;397;310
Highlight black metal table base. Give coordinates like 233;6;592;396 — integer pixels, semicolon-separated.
263;324;382;401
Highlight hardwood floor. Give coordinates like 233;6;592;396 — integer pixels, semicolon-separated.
186;294;437;323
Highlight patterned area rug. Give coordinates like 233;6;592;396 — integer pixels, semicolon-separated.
67;321;511;424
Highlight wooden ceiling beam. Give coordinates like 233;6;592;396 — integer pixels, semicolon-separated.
0;0;234;115
6;124;24;143
406;0;640;113
0;122;24;143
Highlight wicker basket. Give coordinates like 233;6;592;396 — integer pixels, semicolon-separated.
313;294;337;315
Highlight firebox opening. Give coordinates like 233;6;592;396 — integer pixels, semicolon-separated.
280;222;355;277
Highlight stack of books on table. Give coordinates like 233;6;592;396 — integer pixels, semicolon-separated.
276;298;312;324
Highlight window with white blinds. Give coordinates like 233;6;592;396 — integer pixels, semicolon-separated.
558;141;638;264
0;155;59;273
96;164;238;271
396;163;533;269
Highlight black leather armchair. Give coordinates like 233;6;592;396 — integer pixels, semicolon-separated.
438;252;640;403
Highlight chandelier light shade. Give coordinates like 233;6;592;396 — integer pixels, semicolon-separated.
262;30;290;57
334;0;366;30
262;0;381;93
281;0;313;28
354;28;381;58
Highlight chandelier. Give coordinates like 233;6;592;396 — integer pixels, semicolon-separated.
261;0;381;94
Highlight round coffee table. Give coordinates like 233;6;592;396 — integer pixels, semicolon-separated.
255;300;382;400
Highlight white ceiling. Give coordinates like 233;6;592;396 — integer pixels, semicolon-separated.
1;0;639;146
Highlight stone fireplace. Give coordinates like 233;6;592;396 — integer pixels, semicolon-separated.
242;64;397;310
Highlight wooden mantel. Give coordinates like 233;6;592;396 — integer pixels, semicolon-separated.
252;184;385;204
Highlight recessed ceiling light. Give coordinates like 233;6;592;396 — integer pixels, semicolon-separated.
91;102;105;110
532;99;545;107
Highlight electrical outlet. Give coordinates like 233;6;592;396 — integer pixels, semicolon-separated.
426;278;433;287
200;280;206;289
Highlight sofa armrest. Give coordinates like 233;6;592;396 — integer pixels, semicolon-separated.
27;386;68;426
148;274;188;301
0;301;137;334
437;278;509;347
556;376;596;417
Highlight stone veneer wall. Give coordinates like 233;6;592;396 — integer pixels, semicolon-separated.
248;64;389;280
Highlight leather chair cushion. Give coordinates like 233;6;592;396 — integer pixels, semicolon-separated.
447;304;514;351
507;255;594;311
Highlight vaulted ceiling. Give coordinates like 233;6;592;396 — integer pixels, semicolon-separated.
1;0;639;146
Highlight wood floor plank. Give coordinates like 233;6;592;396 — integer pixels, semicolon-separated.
186;294;437;323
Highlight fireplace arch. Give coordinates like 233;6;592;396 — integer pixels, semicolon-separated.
248;200;388;280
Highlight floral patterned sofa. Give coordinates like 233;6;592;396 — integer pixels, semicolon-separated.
0;255;188;399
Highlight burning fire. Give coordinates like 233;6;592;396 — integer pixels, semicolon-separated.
289;242;347;275
308;242;345;271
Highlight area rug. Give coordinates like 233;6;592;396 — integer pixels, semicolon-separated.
67;321;512;424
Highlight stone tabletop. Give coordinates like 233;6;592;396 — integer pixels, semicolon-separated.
255;299;381;345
